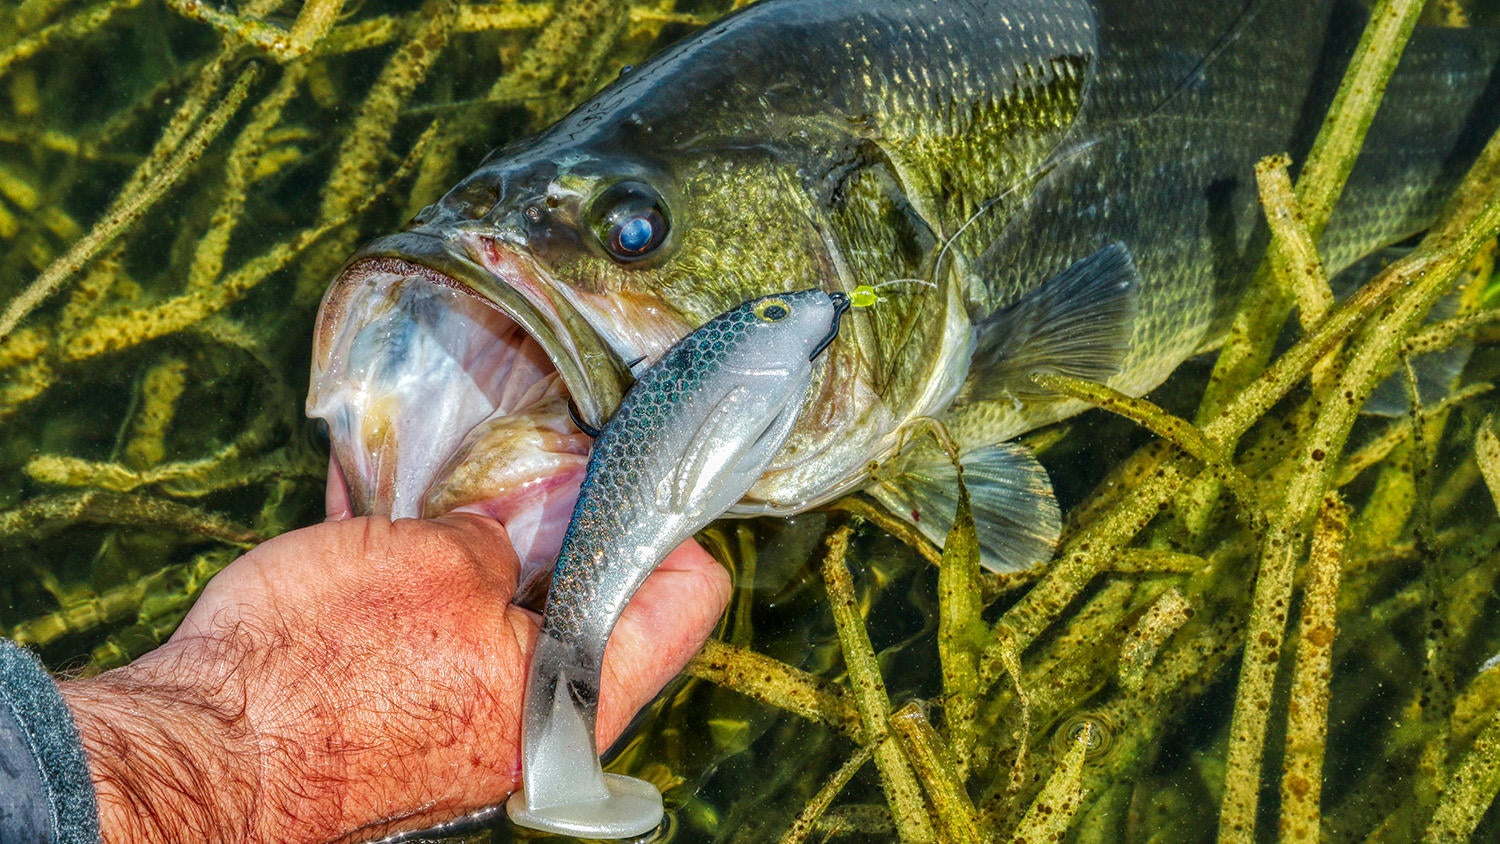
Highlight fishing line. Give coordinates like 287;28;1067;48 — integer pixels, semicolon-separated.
913;1;1261;305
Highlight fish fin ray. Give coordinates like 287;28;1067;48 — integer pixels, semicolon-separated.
960;242;1140;405
869;441;1060;573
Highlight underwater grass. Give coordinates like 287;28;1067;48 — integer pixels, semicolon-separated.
1;1;1500;843
0;0;716;667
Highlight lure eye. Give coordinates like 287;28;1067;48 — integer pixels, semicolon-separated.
754;299;791;322
592;181;670;262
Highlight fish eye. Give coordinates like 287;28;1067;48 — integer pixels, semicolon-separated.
754;299;791;322
591;181;670;263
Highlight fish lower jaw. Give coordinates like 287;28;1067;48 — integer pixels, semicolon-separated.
309;257;595;575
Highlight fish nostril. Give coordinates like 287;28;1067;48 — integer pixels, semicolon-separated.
447;182;500;220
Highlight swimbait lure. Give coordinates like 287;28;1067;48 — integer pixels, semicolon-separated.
507;288;849;837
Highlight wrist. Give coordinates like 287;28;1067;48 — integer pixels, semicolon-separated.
58;650;263;844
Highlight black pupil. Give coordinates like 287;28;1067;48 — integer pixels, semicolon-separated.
763;304;788;320
597;182;668;261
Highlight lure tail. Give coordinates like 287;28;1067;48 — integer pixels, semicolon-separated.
506;630;664;837
370;629;657;843
517;632;609;810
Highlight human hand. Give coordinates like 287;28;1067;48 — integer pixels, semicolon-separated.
59;513;730;843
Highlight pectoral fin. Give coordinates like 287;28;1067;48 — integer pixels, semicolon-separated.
960;242;1140;405
869;441;1061;573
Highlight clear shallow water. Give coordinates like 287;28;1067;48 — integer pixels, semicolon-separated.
2;1;1499;842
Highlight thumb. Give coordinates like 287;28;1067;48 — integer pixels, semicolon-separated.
594;538;731;747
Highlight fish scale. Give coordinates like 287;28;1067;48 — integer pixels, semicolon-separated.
314;0;1500;580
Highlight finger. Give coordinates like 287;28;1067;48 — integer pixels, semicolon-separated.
594;538;730;744
325;456;353;521
428;511;525;593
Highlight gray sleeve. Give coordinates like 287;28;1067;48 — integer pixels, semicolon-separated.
0;639;99;844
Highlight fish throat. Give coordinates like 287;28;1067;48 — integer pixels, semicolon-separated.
307;249;618;579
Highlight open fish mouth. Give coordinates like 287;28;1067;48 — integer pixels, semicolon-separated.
306;232;633;575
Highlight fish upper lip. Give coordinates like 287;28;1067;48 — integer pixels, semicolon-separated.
810;292;850;361
340;229;633;430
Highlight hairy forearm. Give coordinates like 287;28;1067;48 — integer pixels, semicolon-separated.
55;618;527;844
59;669;262;844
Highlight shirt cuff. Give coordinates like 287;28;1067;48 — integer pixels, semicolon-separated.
0;638;100;844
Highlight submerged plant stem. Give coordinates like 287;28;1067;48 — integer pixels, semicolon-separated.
685;639;861;739
1478;420;1500;512
0;64;260;341
1256;154;1333;330
820;524;936;843
1117;586;1194;692
937;480;983;774
779;743;875;844
1423;710;1500;842
0;490;259;546
1013;721;1092;843
825;496;943;566
1278;493;1350;840
889;702;986;843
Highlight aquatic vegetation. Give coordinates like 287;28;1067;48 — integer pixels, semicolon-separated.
1;0;1498;842
0;0;729;669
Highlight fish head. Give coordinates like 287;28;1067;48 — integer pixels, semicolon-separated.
306;127;878;539
406;132;848;388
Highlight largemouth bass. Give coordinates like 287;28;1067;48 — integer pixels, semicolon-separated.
506;289;847;837
309;0;1500;572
